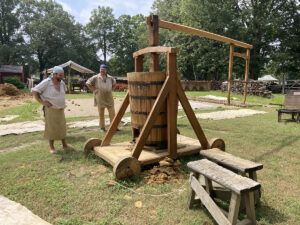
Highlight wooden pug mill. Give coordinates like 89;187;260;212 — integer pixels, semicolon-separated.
84;16;227;179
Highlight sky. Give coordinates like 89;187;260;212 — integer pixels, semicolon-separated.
56;0;155;25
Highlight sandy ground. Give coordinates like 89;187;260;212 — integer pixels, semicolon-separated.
64;98;223;118
0;196;51;225
64;98;129;118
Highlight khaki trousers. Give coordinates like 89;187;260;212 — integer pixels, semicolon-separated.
98;106;115;128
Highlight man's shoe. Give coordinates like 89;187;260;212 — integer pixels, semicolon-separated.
100;128;106;132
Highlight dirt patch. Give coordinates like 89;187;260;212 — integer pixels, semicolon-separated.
142;157;185;184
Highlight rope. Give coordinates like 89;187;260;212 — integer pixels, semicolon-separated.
110;180;188;197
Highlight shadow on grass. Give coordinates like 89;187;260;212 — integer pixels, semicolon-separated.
253;136;299;162
256;201;289;224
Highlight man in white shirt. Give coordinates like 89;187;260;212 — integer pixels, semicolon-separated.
31;66;69;153
86;64;119;132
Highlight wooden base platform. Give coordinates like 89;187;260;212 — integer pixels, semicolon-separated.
93;135;201;166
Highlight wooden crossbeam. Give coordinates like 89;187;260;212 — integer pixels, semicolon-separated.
149;19;253;49
133;46;178;58
101;92;129;146
233;52;249;59
131;76;171;159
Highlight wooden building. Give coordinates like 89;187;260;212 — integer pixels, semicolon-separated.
0;65;24;84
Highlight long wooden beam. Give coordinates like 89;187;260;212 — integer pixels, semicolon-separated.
147;18;253;49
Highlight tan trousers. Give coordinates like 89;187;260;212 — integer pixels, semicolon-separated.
98;106;115;128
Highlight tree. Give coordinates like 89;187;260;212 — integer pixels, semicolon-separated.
86;6;116;64
109;14;147;75
0;0;23;64
19;0;93;75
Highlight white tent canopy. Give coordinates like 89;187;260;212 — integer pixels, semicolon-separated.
47;60;94;74
258;75;278;81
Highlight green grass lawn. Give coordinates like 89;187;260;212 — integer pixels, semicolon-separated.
1;102;300;224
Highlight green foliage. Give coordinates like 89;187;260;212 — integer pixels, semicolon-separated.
86;6;116;64
3;77;25;89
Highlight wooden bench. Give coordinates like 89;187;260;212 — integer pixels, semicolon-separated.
200;148;263;203
187;159;261;225
277;91;300;122
200;148;263;179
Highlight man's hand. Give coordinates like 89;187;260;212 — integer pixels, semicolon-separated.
42;100;52;107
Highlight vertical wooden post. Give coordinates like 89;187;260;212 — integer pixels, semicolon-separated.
135;56;144;72
148;15;159;71
227;44;234;105
68;66;71;94
167;52;178;158
243;48;251;104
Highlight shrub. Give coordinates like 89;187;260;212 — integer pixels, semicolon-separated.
4;77;25;89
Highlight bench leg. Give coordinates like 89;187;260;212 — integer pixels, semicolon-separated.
249;171;260;205
187;172;200;209
297;113;300;123
278;111;281;122
228;193;241;225
204;177;213;196
244;192;256;225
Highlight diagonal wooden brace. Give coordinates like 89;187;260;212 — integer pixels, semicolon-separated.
101;92;129;146
131;76;170;159
176;80;209;149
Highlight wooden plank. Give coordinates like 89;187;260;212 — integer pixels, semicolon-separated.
243;48;251;104
176;79;209;149
228;193;241;225
167;53;178;158
188;159;261;194
154;19;253;49
131;77;170;159
244;192;257;224
227;44;234;105
133;46;178;58
233;52;249;59
95;135;201;166
190;176;231;225
135;56;144;72
200;148;263;173
101;92;129;146
187;172;200;209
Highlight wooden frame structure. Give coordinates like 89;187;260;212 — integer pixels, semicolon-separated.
83;15;227;179
84;45;224;179
146;15;253;105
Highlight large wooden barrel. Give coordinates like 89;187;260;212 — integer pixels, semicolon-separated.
127;72;167;147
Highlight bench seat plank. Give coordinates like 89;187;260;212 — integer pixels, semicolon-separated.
188;159;261;194
200;148;263;173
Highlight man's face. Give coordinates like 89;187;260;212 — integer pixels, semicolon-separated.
100;68;107;76
53;72;64;81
